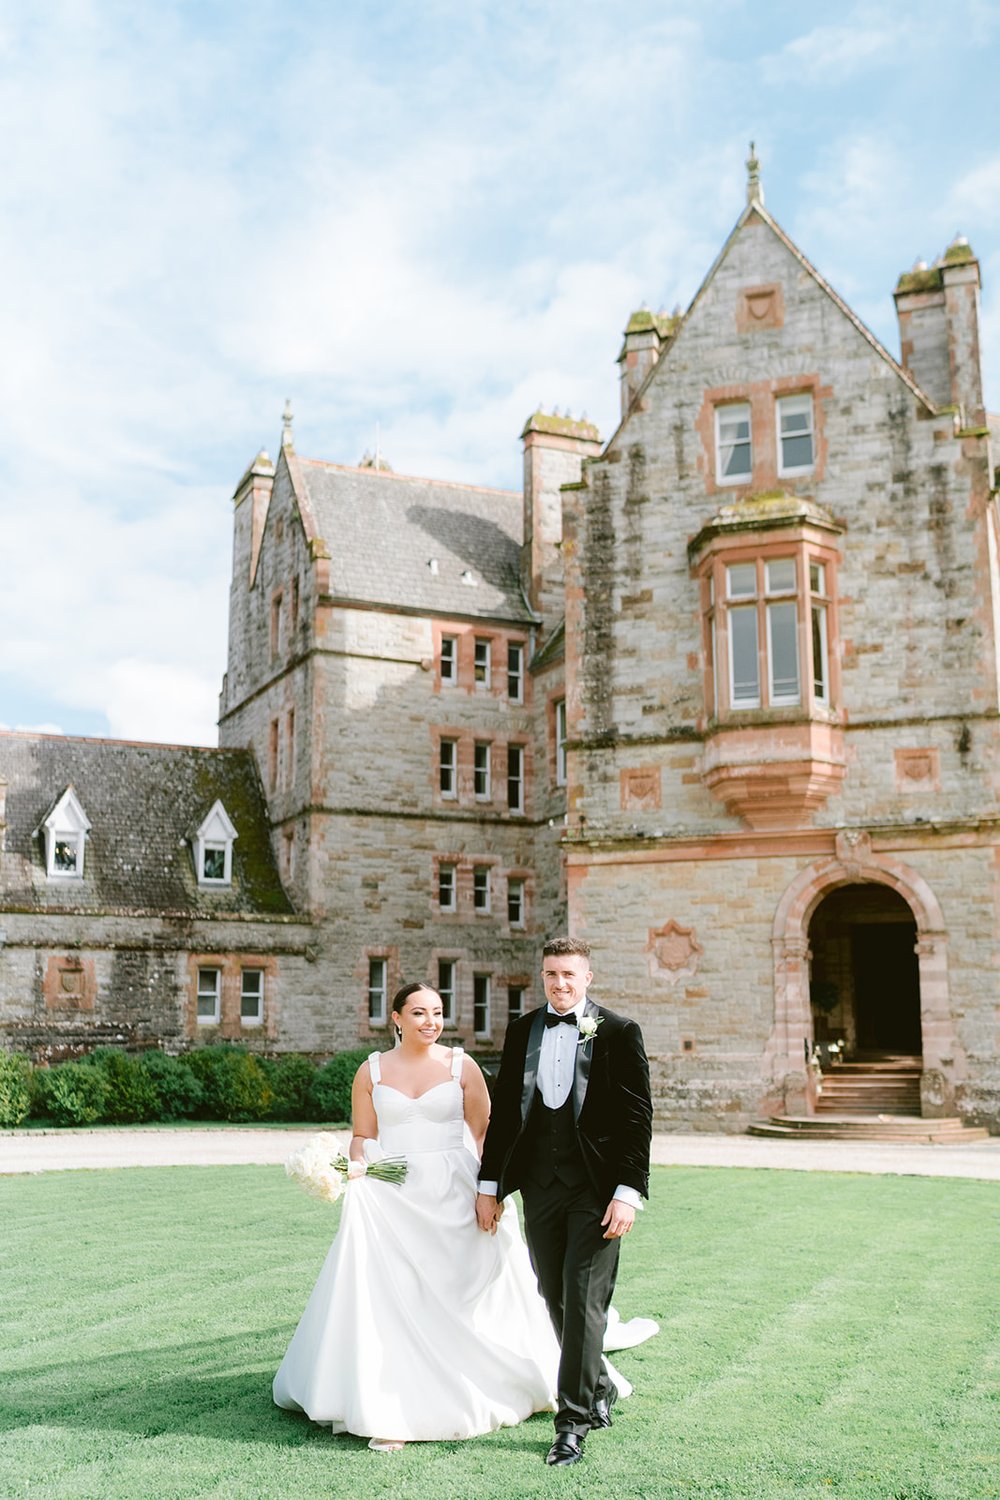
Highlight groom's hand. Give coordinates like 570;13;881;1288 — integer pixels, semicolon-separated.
601;1198;636;1239
476;1192;503;1234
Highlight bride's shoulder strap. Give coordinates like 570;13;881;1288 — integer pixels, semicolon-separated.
367;1051;382;1085
450;1046;465;1081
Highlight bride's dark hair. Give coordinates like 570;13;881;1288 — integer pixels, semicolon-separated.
391;981;442;1013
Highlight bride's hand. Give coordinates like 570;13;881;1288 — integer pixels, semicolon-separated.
475;1192;503;1234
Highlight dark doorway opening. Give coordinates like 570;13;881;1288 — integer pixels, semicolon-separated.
808;883;921;1059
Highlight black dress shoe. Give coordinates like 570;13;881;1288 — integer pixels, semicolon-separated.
590;1380;619;1429
546;1433;585;1466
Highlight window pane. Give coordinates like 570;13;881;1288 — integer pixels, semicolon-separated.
507;643;523;701
765;558;796;594
729;606;759;704
474;742;490;798
441;637;456;680
438;960;456;1025
507;985;524;1020
508;878;524;925
717;404;752;479
809;561;826;596
54;837;78;872
507;744;524;811
473;867;489;912
474;638;490;685
555;699;567;786
202;846;226;881
439;740;456;795
197;968;220;1022
473;974;490;1035
241;970;263;1021
768;601;800;702
779;395;814;471
438;865;455;909
812;604;829;702
726;563;756;599
368;959;387;1022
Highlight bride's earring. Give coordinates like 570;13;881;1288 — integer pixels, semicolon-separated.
394;1023;402;1044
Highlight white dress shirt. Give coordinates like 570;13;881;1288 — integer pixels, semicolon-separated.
479;999;641;1209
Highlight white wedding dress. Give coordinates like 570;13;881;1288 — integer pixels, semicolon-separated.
272;1048;657;1442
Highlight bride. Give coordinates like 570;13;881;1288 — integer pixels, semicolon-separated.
272;981;654;1449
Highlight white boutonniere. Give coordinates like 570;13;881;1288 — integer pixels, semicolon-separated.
577;1015;603;1047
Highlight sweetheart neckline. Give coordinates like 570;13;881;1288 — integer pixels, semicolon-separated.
374;1079;460;1102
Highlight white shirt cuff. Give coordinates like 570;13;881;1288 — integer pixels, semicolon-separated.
478;1180;499;1196
613;1184;643;1210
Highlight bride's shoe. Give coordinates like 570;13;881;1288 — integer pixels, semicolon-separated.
368;1438;405;1453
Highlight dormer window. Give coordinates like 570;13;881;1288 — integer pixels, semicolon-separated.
39;787;91;880
193;800;237;886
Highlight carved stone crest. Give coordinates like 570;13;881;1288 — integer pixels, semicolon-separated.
646;919;702;983
620;766;661;811
834;829;873;878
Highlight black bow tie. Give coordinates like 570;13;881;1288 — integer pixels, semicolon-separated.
545;1010;578;1029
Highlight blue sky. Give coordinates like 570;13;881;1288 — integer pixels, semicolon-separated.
2;0;998;745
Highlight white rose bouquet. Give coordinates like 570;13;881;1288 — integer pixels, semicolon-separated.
284;1132;407;1203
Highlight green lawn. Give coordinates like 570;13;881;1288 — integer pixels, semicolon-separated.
1;1165;997;1500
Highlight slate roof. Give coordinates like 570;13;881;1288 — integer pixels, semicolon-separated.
297;460;535;624
0;733;294;917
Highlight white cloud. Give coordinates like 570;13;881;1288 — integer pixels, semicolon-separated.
104;660;221;747
761;14;902;83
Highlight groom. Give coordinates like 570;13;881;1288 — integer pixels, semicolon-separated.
476;936;652;1467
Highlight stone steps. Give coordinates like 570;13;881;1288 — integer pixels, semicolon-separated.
816;1061;922;1116
748;1114;990;1143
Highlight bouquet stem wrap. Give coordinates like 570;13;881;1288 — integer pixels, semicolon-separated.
284;1132;407;1203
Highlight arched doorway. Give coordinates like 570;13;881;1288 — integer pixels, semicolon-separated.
808;884;921;1059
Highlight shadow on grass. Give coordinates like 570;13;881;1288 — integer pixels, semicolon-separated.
0;1328;556;1453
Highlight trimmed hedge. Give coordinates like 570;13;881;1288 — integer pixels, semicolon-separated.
34;1062;110;1126
182;1046;275;1123
138;1051;204;1120
80;1049;159;1123
309;1049;371;1125
0;1052;33;1127
5;1044;379;1128
262;1053;318;1122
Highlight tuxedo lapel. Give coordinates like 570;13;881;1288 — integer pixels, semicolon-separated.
520;1008;546;1124
571;998;599;1122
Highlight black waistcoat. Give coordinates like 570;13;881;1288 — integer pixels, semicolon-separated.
521;1089;588;1188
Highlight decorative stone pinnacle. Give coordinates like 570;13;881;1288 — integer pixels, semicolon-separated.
746;141;764;207
282;399;294;449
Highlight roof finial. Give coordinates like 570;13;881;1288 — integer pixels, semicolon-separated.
282;398;294;450
746;140;764;207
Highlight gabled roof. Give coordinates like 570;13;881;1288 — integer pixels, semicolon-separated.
607;196;938;452
284;455;534;624
0;732;293;917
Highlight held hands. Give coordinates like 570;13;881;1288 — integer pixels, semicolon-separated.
601;1197;636;1240
475;1192;505;1235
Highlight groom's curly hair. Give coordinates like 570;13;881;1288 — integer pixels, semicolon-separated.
542;936;592;959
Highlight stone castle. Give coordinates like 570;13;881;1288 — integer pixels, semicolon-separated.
3;158;998;1130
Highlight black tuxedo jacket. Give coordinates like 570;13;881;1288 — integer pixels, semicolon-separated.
479;1000;652;1206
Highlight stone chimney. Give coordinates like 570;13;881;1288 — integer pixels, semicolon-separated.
232;449;276;586
521;411;602;629
617;307;679;418
894;236;985;426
